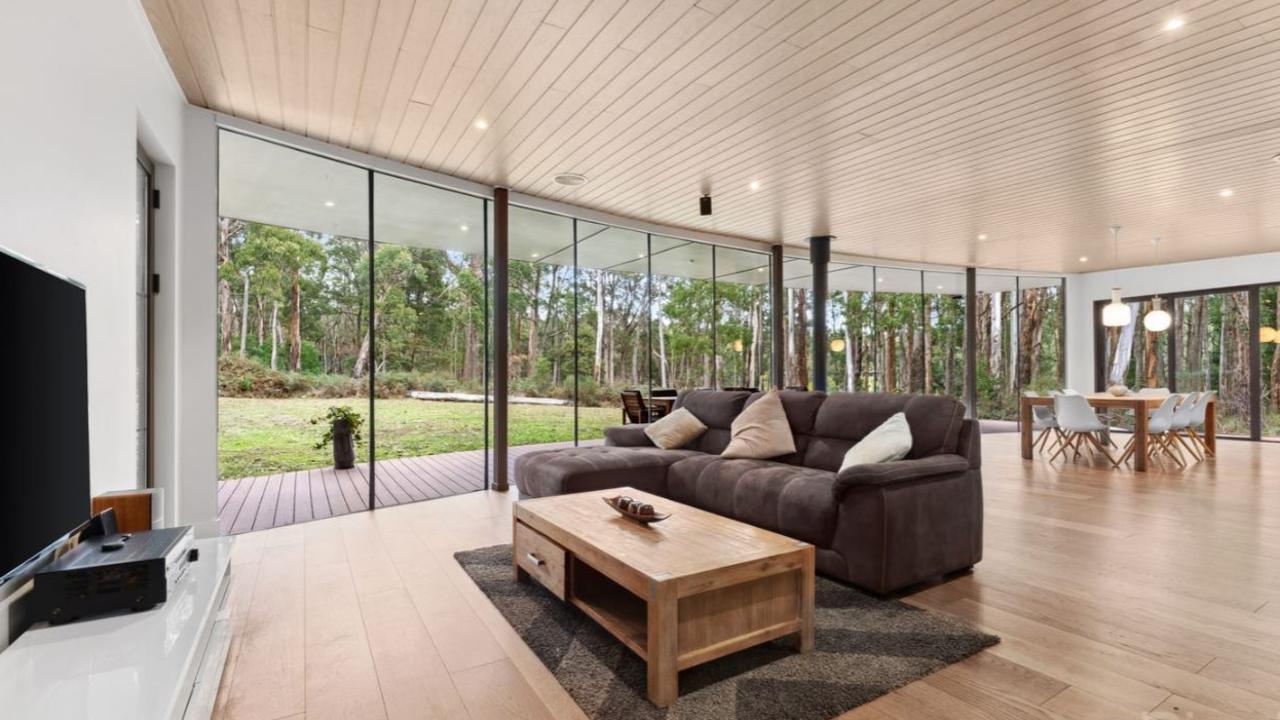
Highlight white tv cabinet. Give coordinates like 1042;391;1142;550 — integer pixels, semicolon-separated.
0;537;233;719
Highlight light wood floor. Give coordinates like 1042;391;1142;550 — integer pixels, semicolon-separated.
213;433;1280;720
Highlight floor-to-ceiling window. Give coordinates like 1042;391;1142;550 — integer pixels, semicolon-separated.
713;247;771;390
924;271;966;400
828;266;876;392
216;131;375;530
1096;283;1279;441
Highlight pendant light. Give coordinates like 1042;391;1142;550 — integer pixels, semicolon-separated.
1101;225;1132;327
1142;237;1172;332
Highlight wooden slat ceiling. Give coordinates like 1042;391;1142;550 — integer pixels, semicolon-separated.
143;0;1280;273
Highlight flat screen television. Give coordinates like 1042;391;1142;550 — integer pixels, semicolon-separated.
0;247;90;583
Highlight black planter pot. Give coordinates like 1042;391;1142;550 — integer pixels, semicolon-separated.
331;418;356;469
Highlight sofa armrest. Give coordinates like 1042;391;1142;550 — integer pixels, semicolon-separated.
603;424;655;447
833;454;970;496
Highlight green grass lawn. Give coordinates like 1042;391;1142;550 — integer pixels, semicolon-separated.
218;397;618;479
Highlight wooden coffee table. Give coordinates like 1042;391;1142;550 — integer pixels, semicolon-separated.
513;487;814;707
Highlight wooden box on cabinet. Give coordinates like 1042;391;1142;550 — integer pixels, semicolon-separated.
91;489;159;533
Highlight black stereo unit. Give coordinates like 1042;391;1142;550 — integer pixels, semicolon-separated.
31;525;197;625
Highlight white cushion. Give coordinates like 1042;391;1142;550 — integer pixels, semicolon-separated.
643;408;707;450
839;412;912;472
720;390;796;459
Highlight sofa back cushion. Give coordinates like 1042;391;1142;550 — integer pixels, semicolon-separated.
801;393;966;471
672;389;752;455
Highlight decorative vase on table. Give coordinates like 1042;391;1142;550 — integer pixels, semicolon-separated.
331;418;356;469
1107;385;1129;397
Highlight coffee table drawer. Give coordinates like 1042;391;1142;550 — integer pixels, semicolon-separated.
515;522;566;600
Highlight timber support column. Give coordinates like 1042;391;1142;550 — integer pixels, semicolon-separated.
493;187;509;491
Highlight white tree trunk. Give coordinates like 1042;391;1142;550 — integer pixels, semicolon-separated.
657;318;668;387
593;271;605;382
269;300;280;370
1108;306;1139;386
844;320;855;392
238;272;251;358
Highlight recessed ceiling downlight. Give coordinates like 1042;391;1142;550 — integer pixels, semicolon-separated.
554;173;588;187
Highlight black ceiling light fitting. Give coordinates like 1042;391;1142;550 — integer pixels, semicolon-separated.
699;194;713;216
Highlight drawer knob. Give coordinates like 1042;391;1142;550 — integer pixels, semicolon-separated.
525;552;544;567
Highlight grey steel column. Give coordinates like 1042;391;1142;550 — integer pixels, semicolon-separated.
770;244;785;389
809;236;832;392
493;187;509;491
964;267;978;418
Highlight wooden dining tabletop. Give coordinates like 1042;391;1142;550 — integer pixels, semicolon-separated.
1020;393;1216;472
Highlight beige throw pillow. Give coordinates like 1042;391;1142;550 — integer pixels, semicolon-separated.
720;390;796;459
643;408;707;450
838;412;912;473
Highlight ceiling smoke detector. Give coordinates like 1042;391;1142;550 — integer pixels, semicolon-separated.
554;173;587;187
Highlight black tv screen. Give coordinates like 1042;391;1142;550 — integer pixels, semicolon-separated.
0;248;90;579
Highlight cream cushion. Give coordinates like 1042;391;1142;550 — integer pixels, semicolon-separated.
643;408;707;450
839;412;913;472
720;390;796;459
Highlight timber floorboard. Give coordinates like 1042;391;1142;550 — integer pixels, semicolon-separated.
214;433;1280;720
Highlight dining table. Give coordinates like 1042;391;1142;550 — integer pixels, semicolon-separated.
645;396;677;418
1019;392;1216;472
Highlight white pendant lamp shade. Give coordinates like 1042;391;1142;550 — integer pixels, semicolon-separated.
1102;288;1132;327
1143;296;1172;332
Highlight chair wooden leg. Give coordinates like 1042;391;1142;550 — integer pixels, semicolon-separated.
1118;436;1135;465
1034;428;1050;452
1172;431;1200;461
1049;433;1074;462
1083;432;1120;468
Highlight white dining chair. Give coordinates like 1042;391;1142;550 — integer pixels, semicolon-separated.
1185;390;1216;457
1168;392;1202;461
1138;387;1170;396
1051;394;1119;467
1120;394;1184;467
1025;391;1062;454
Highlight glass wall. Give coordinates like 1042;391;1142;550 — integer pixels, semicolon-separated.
505;209;775;446
372;174;488;502
216;130;374;518
830;265;876;392
875;267;925;394
1096;283;1280;442
924;271;966;400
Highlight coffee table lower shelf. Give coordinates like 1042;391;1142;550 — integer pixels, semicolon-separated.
514;517;814;707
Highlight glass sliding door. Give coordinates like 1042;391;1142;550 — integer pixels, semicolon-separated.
714;247;772;390
1016;276;1064;393
371;173;489;500
974;274;1017;419
875;267;924;394
576;224;650;435
1172;290;1251;437
508;206;577;448
649;237;715;392
924;271;966;400
216;130;373;528
828;265;875;392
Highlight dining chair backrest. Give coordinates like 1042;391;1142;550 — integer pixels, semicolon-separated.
1171;392;1200;428
1060;388;1081;396
1138;387;1170;396
1147;394;1182;433
620;390;648;423
1054;394;1103;431
1190;390;1215;424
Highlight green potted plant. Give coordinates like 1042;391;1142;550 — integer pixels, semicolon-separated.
312;405;363;469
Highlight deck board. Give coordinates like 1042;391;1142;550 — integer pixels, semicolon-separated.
218;440;597;535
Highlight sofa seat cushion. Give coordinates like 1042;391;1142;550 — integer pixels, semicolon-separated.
515;446;699;498
665;457;838;547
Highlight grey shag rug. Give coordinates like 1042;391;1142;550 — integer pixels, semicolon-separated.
455;544;997;719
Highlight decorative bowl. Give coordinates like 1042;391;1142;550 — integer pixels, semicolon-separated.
603;495;670;524
1107;384;1130;397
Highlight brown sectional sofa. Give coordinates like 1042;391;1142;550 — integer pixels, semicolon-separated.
514;389;982;594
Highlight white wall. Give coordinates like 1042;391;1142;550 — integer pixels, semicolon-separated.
0;2;211;528
1066;251;1280;391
